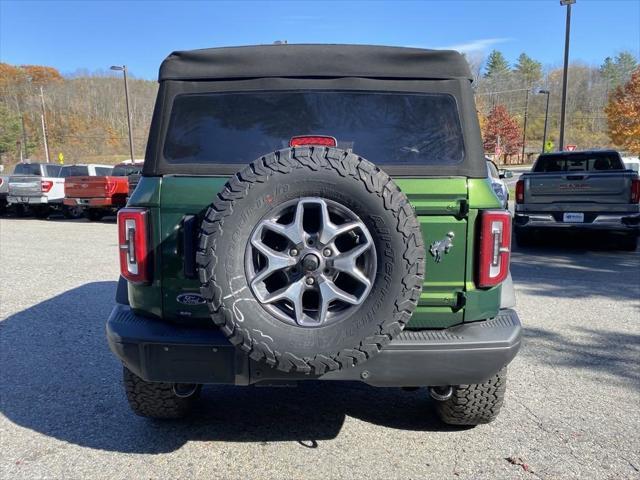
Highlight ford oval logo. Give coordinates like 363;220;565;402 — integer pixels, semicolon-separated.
176;293;206;305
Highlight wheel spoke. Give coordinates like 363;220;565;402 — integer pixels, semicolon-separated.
317;199;362;245
332;242;373;288
261;279;305;324
318;279;360;323
262;201;306;246
250;233;297;290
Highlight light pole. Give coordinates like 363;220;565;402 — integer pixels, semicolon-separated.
110;65;135;161
538;89;551;153
558;0;575;151
521;88;530;163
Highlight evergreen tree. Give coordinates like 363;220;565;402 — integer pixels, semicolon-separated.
514;53;542;86
484;50;510;78
600;51;639;89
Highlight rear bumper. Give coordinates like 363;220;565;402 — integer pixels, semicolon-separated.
7;195;60;205
514;212;640;234
64;197;119;208
106;304;522;387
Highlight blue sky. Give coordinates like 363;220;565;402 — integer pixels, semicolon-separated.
1;0;638;79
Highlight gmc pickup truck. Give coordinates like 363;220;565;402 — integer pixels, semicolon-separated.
514;150;640;250
64;161;143;221
8;163;112;218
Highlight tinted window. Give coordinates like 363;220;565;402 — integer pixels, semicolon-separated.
164;91;464;166
112;165;142;176
534;152;624;172
95;167;113;176
60;166;90;177
13;164;43;175
44;165;62;177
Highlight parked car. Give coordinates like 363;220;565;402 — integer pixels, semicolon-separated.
106;44;521;426
64;161;143;221
486;158;513;208
8;163;112;218
514;150;640;250
0;174;9;214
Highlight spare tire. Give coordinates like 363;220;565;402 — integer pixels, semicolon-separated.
197;147;425;374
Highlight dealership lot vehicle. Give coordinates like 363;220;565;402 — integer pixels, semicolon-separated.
514;150;640;250
7;163;112;219
0;174;8;213
486;159;513;209
106;45;521;426
1;218;638;479
64;161;143;221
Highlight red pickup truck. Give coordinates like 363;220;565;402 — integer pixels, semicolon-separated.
64;161;143;220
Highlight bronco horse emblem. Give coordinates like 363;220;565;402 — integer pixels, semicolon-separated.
429;232;455;263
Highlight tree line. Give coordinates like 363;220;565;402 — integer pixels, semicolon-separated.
0;49;638;169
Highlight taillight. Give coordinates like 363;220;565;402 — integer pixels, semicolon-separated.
477;210;512;288
631;178;640;204
117;208;150;283
289;135;337;147
515;179;524;204
105;179;117;195
41;180;53;193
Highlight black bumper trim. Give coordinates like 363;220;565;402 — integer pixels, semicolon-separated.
106;305;522;387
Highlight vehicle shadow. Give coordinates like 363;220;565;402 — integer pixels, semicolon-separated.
511;232;640;303
521;326;640;390
0;282;454;455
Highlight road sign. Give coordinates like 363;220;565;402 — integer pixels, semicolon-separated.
544;140;554;153
565;145;577;151
58;152;64;164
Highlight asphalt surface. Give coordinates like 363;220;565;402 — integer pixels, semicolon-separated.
1;216;639;479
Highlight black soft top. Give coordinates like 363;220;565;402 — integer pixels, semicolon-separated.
159;44;472;81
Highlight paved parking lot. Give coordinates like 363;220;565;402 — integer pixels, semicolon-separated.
1;217;639;479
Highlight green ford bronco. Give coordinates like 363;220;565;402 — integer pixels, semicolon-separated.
107;44;521;425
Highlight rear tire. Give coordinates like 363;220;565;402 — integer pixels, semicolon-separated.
514;228;533;247
33;205;51;219
84;209;104;221
122;367;200;419
619;234;638;251
62;205;83;219
435;368;507;426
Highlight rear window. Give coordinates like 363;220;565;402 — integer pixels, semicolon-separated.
60;166;90;177
533;153;624;172
95;167;113;176
112;165;142;176
163;91;465;167
13;164;43;175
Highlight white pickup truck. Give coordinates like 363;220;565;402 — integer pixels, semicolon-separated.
7;163;112;218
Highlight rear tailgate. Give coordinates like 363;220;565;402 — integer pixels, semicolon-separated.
524;171;636;205
9;176;44;197
156;176;470;330
65;176;107;198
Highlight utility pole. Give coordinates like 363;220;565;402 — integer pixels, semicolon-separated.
39;86;51;163
521;88;530;163
110;65;135;161
21;114;29;159
559;0;575;151
538;89;551;153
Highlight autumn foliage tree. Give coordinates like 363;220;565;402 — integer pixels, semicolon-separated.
605;68;640;154
482;104;522;158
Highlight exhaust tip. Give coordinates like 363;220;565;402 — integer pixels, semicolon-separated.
429;386;453;402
